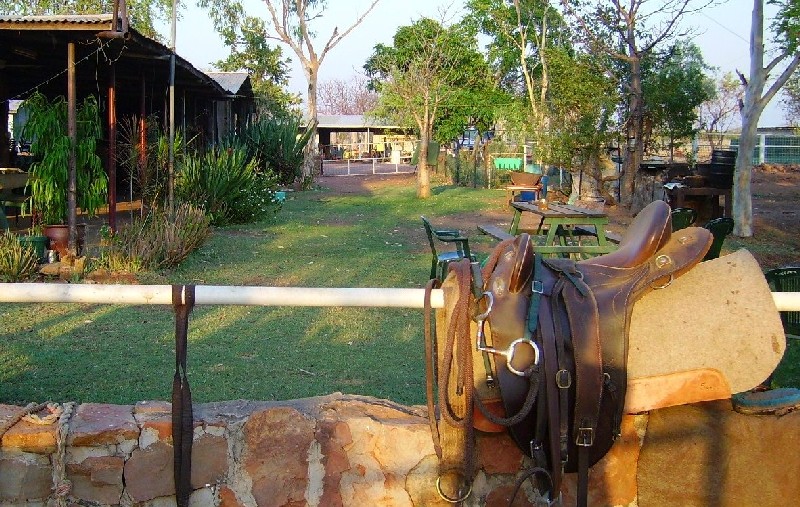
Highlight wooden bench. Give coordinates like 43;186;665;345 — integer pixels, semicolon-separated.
478;224;515;241
571;226;622;244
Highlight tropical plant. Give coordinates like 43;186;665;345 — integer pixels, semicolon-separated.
107;204;211;270
117;114;191;211
0;230;39;282
240;117;314;186
176;143;280;225
20;92;107;225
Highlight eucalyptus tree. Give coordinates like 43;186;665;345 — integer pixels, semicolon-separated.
560;0;712;208
466;0;572;161
364;18;497;197
3;0;174;40
200;0;381;179
212;16;299;117
734;0;800;236
467;0;617;201
698;72;743;150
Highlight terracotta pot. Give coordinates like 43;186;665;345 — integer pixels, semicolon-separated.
44;224;86;257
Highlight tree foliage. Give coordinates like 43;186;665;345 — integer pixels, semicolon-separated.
560;0;711;209
364;18;497;197
212;16;299;116
200;0;381;179
642;41;714;159
317;76;377;115
698;72;742;147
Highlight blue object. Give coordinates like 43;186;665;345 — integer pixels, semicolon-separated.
274;191;286;203
540;175;549;199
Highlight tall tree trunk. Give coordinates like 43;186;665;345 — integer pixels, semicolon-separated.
622;50;644;209
417;127;431;198
303;62;320;179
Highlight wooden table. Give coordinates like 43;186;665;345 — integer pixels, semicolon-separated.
509;201;617;257
664;186;732;219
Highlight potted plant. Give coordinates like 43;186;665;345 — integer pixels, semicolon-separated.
20;92;107;257
16;224;48;263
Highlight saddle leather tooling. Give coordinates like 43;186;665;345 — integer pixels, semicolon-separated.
426;200;712;506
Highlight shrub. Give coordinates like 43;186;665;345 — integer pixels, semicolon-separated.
176;144;281;226
240;117;314;186
0;231;39;282
107;204;211;270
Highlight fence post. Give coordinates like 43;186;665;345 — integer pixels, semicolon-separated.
759;134;766;165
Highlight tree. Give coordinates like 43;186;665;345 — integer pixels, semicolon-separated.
780;71;800;124
561;0;711;208
317;76;377;115
467;0;571;163
734;0;800;237
364;18;495;197
213;16;299;116
698;72;743;149
468;0;617;201
642;41;714;161
3;0;175;40
200;0;380;179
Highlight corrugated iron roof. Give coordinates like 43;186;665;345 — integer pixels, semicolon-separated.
206;72;250;95
0;14;114;27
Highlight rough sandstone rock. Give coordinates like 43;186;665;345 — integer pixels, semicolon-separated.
638;399;800;506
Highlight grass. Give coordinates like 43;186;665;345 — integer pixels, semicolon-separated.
1;178;797;406
0;180;504;406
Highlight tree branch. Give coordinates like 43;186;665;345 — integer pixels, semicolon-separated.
761;52;800;109
319;0;381;62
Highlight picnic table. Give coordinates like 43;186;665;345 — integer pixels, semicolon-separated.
478;201;619;258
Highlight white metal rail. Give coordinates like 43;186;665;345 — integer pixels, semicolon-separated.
0;283;797;311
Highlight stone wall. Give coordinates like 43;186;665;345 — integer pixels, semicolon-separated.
1;394;798;506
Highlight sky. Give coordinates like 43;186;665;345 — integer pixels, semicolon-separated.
168;0;785;126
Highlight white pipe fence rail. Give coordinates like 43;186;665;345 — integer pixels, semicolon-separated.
0;283;797;311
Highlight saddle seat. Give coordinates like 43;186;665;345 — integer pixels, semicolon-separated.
579;199;672;269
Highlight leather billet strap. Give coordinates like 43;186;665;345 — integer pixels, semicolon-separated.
427;261;476;503
172;285;195;507
577;225;712;437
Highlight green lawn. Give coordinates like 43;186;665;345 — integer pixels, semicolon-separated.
1;179;797;406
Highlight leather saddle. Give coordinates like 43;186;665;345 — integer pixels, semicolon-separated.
477;200;712;503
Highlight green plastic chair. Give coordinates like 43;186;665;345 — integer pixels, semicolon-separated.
421;216;476;280
702;217;734;261
764;266;800;336
670;207;697;231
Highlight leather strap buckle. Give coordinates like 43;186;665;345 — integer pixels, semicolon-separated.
576;427;594;447
555;369;572;389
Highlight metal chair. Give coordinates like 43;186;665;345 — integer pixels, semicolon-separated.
702;217;734;261
670;207;697;231
764;266;800;336
421;216;476;280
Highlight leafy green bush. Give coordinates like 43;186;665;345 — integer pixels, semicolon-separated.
240;117;313;186
176;144;281;226
105;204;211;270
0;231;39;282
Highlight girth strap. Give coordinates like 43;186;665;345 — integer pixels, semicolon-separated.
172;285;195;507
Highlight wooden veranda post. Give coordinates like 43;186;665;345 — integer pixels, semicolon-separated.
67;42;78;256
